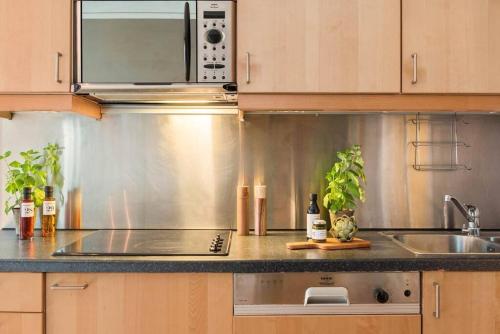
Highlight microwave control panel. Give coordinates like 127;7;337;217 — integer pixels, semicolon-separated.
197;1;235;83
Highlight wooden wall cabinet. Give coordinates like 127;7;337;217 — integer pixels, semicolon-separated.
234;315;421;334
423;271;500;334
0;0;71;93
403;0;500;93
238;0;500;112
0;0;101;119
237;0;401;94
46;273;233;334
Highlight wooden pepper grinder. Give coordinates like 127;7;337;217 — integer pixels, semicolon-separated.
237;185;249;236
254;185;267;236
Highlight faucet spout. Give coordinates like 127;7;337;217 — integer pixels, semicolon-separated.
444;195;480;237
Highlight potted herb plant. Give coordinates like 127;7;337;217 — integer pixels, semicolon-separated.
42;143;64;205
323;144;366;241
0;143;63;234
0;150;46;234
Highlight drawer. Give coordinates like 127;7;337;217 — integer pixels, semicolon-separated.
0;313;43;334
0;273;43;312
234;315;421;334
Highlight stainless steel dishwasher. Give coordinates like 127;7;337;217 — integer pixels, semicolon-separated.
234;272;420;315
233;272;421;334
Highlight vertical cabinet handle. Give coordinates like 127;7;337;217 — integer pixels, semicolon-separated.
55;52;62;83
245;52;251;84
411;53;418;85
183;2;191;82
50;283;88;290
433;282;440;319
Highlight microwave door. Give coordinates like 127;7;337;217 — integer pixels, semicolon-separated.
79;0;197;85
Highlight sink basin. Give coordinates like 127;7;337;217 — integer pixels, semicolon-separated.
485;236;500;243
387;233;500;255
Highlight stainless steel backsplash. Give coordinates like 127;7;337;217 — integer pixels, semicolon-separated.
0;112;499;230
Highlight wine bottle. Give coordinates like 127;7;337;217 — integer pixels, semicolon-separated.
306;193;320;239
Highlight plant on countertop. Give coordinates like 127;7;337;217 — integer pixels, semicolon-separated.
42;143;65;205
0;149;46;214
323;144;366;215
0;143;64;215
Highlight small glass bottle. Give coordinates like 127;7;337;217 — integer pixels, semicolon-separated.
19;187;35;240
42;186;56;237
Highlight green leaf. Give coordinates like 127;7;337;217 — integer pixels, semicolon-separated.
9;161;22;169
347;171;360;187
346;183;360;199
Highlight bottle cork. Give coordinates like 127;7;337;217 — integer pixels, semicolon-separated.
237;186;249;236
254;185;267;236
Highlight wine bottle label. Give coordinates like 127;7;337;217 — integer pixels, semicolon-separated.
307;214;321;238
43;201;56;215
21;202;35;218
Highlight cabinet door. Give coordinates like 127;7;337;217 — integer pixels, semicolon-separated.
403;0;500;93
234;315;421;334
0;0;71;93
423;271;500;334
237;0;401;93
0;313;43;334
0;273;43;312
46;273;233;334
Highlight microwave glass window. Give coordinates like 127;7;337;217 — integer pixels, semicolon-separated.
81;1;197;83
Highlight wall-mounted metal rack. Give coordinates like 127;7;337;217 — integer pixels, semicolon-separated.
411;113;471;171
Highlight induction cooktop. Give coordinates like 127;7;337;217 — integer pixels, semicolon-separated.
53;230;232;256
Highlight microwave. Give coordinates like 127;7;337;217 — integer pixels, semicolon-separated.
73;0;236;104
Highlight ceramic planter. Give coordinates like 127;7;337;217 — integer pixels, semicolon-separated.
12;207;20;235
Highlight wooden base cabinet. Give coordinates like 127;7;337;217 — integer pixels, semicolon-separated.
0;313;43;334
46;273;233;334
423;271;500;334
234;315;421;334
0;273;44;334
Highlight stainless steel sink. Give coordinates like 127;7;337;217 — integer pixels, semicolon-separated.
386;233;500;255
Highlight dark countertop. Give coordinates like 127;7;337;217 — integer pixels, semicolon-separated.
0;230;499;272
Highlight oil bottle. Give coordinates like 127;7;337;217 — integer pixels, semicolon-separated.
42;186;56;237
19;187;35;240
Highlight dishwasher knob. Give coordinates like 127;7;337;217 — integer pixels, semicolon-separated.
374;288;389;304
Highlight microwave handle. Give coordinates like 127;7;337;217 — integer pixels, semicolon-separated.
183;2;191;82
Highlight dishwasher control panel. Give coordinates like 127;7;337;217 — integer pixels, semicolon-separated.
234;272;420;315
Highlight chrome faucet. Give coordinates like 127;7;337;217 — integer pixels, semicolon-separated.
444;195;480;237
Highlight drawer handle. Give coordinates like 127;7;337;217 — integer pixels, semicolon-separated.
50;283;88;290
433;282;440;319
411;53;418;85
304;287;350;305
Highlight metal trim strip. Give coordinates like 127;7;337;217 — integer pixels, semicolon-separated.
233;303;421;316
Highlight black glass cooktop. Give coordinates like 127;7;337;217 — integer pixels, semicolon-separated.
53;230;231;256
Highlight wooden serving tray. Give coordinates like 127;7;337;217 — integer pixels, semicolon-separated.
286;237;371;250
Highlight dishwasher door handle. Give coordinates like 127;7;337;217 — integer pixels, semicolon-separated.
304;287;350;306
